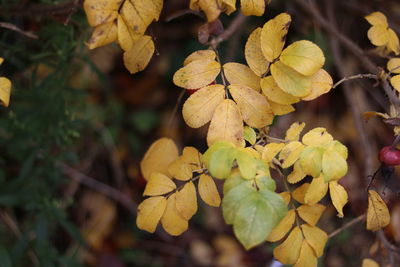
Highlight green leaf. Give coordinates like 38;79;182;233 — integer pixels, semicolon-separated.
222;180;254;224
236;150;258;179
299;146;323;178
223;170;247;195
208;147;237;179
255;172;276;191
244;126;257;145
203;141;235;169
322;149;348;181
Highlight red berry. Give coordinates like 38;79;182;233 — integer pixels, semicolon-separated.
379;146;400;166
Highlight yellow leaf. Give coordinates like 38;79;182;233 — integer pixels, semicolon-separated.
140;138;179;181
184;50;216;66
293;241;317;267
190;0;221;22
143;172;176;196
387;29;400;55
322;149;348;181
367;190;390;231
387;57;400;73
329;181;348;218
269;101;295;115
299;147;323;178
287;161;307;184
367;25;389;46
176;182;198;220
119;0;163;34
198;174;221;207
223;63;261;92
302;69;333;101
261;76;299;105
324;141;348;160
182;146;202;170
261;13;291;62
168;157;193;181
280;191;291;205
273;227;304;265
87;21;117;50
182;84;225;128
245;27;270;76
278;141;305;168
240;0;265;16
0;58;3;65
228;84;274;128
302;128;333;147
83;0;121;27
117;15;140;51
292;183;310;204
136;196;167;233
207;99;244;147
304;174;328;205
390;75;400;92
173;59;221;89
285;122;306;141
297;204;326;226
0;77;11;107
271;61;311;97
161;193;188;235
267;209;295;242
262;142;285;162
365;12;388;26
362;258;380;267
280;40;325;76
300;224;328;257
123;35;155;74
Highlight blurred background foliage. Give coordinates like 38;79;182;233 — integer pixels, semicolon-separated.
0;0;400;266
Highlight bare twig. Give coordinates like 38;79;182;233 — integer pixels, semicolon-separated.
58;162;136;213
209;12;247;49
0;22;38;39
167;90;185;136
328;214;366;239
333;74;377;89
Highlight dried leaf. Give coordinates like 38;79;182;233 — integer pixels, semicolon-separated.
123;35;155;74
240;0;265;16
84;0;121;27
87;21;118;50
367;190;390;231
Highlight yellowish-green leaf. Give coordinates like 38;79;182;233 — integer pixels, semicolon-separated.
297;204;326;226
294;241;317;267
136;196;167;233
228;84;274;128
240;0;265;16
324;141;348;160
173;59;220;89
161;194;188;235
176;182;198;220
244;126;257;145
300;224;328;257
302;69;333;101
117;15;140;51
329;181;348;218
0;77;11;107
278;141;305;168
144;172;176;196
261;76;300;105
245;27;270;76
367;190;390;231
83;0;121;27
280;40;325;76
198;174;221;207
287;161;307;184
140;138;179;181
285;122;306;141
182;84;225;128
292;183;310;204
390;75;400;92
302;128;333;147
299;147;323;178
87;21;117;50
322;149;348;181
304;174;328;205
168;158;192;181
123;35;155;74
271;61;311;97
262;142;285;162
236;149;258;179
207;99;244;147
267;209;295;242
362;258;380;267
223;63;261;92
183;50;216;66
273;227;303;265
387;57;400;73
269;101;295;115
365;12;388;26
261;13;291;62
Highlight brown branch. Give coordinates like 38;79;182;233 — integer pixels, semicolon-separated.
328;214;365;239
209;12;247;49
0;22;38;39
58;162;136;213
333;74;377;89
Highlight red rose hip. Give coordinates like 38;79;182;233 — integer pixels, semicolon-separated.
379;146;400;166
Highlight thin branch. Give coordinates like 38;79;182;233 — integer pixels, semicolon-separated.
328;214;365;239
209;12;247;49
0;22;38;39
167;90;185;136
333;74;377;89
58;162;136;213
